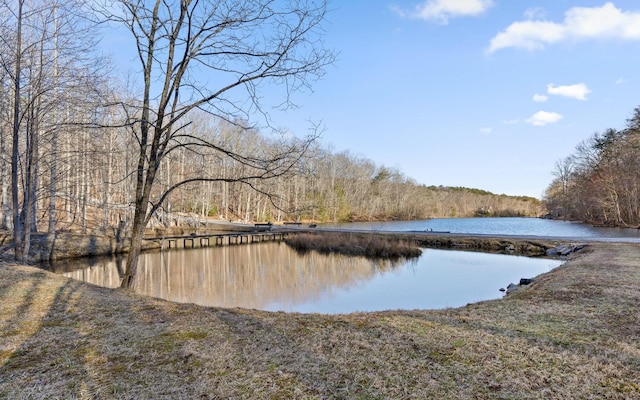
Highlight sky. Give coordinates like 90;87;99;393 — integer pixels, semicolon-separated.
103;1;640;199
264;0;640;198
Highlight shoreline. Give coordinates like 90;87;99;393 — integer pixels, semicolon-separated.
7;215;640;263
24;227;600;263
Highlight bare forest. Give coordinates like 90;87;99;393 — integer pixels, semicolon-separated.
544;106;640;227
0;0;541;275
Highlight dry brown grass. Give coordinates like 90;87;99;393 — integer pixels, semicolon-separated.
1;242;639;399
285;231;423;259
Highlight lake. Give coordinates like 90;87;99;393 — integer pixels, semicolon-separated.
320;217;640;239
53;217;633;314
54;240;562;314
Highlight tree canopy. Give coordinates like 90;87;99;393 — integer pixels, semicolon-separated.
544;106;640;227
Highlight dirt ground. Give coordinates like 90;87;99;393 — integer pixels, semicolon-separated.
1;241;639;399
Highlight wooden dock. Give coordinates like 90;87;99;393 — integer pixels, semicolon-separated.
144;231;289;250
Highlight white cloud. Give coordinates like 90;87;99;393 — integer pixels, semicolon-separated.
488;2;640;52
526;111;563;126
489;20;565;52
615;77;626;85
479;127;493;134
503;119;519;125
394;0;494;24
547;83;590;100
533;94;548;102
524;7;547;20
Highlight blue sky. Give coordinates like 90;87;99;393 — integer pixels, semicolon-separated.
267;0;640;198
104;1;640;199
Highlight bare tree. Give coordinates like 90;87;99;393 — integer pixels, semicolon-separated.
9;0;26;260
0;0;104;260
96;0;334;288
544;108;640;226
546;156;576;218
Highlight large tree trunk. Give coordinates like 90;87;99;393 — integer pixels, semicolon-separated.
120;201;146;289
120;138;151;289
48;8;60;234
11;0;25;262
121;149;162;289
0;74;9;230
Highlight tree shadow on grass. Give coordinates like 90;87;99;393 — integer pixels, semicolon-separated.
0;276;103;397
0;267;166;398
0;264;226;398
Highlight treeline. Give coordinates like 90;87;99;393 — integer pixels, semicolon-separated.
0;0;541;241
544;106;640;227
0;92;542;233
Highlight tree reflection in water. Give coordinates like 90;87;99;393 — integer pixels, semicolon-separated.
55;242;561;313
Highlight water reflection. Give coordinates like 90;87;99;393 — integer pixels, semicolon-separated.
55;242;562;314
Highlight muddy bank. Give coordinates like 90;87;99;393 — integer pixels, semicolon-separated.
408;233;564;256
26;232;157;262
2;225;241;262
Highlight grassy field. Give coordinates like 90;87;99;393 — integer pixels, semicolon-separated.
1;242;639;399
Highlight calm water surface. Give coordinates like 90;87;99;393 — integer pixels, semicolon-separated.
55;241;562;314
321;217;640;239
